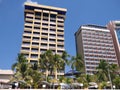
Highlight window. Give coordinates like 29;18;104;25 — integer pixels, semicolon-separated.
31;48;38;52
22;47;29;50
25;26;32;29
41;38;48;41
32;42;39;45
57;34;64;38
31;54;38;58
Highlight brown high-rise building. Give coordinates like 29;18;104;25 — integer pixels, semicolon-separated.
20;2;67;77
75;25;118;74
107;21;120;66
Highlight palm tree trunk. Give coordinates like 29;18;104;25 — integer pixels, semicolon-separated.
55;69;57;79
46;69;48;81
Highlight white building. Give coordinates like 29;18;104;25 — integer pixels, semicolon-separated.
0;69;14;83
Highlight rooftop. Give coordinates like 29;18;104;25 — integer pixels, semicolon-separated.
24;2;67;13
0;69;14;75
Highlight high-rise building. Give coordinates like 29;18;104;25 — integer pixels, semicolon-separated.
75;25;118;74
107;21;120;66
20;2;67;76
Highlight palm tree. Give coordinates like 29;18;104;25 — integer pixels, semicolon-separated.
96;60;109;82
52;54;64;79
70;54;84;72
11;53;32;88
61;51;70;66
39;50;54;81
113;76;120;89
12;53;29;80
109;64;119;80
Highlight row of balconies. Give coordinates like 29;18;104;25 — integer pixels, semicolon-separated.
82;32;111;38
84;51;116;56
84;55;117;61
84;53;116;58
24;29;64;34
25;23;64;28
83;45;114;50
21;49;64;58
25;17;64;24
82;30;110;35
83;39;113;44
82;36;112;41
84;50;116;55
83;42;113;47
23;32;64;39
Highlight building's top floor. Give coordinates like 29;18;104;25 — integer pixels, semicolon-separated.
82;24;107;29
75;24;109;37
24;2;67;15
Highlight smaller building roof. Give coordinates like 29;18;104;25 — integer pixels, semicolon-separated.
0;69;14;75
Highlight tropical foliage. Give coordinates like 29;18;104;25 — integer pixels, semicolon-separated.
11;51;120;89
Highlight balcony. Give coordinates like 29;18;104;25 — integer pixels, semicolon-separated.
34;24;40;27
57;32;64;34
26;14;34;17
57;27;64;30
57;42;64;45
57;18;64;21
57;37;64;40
40;45;48;49
23;33;31;37
21;44;30;47
57;47;64;51
20;49;29;53
42;20;49;24
50;21;56;25
50;25;56;28
25;23;33;26
49;46;56;50
26;18;33;21
34;19;41;23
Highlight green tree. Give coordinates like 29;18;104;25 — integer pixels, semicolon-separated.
52;54;64;79
12;53;44;89
96;60;109;82
12;53;30;81
11;53;32;88
61;51;70;66
113;76;120;89
39;50;54;81
109;64;119;80
70;54;84;72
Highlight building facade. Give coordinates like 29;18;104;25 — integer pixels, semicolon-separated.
20;2;67;77
0;69;14;89
75;25;118;74
0;69;14;83
107;21;120;66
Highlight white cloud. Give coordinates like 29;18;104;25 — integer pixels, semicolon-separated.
26;0;38;4
22;0;38;7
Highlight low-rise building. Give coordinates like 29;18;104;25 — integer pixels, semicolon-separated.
0;69;14;89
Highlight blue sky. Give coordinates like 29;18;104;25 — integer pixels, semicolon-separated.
0;0;120;71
